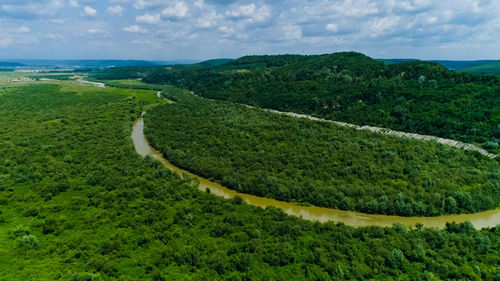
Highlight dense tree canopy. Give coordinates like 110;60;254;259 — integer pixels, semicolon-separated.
145;88;500;216
93;52;500;149
1;78;499;280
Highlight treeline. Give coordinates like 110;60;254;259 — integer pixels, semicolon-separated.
1;79;500;280
93;52;500;148
144;89;500;216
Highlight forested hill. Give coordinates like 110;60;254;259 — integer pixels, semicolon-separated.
0;61;24;67
92;52;500;147
381;59;497;70
461;61;500;75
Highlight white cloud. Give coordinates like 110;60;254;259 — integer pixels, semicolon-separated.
1;0;64;18
367;16;401;37
132;39;152;44
250;5;271;22
1;0;500;60
69;0;79;8
107;5;123;15
226;4;255;18
194;0;204;9
83;6;97;16
395;0;432;12
86;29;111;36
0;39;14;47
42;33;65;41
326;23;338;32
133;0;164;10
156;29;189;42
283;25;302;40
332;0;380;18
426;16;438;24
161;2;189;18
123;25;148;33
225;4;270;23
219;26;234;34
87;28;102;34
15;26;31;33
136;13;161;24
196;10;220;28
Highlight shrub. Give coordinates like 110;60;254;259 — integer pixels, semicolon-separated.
232;195;243;205
474;235;491;254
42;218;57;235
22;207;39;217
493;267;500;281
70;272;102;281
444;196;457;213
151;269;165;281
387;249;405;269
494;125;500;139
10;225;30;238
483;141;499;149
17;234;39;249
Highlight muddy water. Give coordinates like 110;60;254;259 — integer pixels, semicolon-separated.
132;118;500;229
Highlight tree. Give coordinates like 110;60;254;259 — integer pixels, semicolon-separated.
444;196;457;213
17;234;39;249
493;267;500;281
474;235;491;254
494;125;500;138
483;140;499;149
387;249;405;269
418;75;426;88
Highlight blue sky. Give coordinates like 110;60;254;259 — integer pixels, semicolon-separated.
0;0;499;60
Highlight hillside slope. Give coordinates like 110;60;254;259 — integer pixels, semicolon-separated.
145;89;500;216
122;52;499;146
461;60;500;75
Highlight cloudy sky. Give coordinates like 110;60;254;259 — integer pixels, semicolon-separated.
1;0;499;60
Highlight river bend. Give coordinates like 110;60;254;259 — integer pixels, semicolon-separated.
132;117;500;229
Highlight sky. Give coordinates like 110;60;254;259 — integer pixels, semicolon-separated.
0;0;499;60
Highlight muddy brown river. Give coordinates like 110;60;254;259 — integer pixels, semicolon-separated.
132;118;500;229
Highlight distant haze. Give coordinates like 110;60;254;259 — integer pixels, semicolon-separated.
0;0;499;60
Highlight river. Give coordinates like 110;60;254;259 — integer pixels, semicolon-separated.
76;79;105;88
132;117;500;229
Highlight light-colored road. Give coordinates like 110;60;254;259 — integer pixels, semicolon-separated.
249;105;497;158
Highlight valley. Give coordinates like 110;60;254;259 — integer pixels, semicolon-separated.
0;54;499;280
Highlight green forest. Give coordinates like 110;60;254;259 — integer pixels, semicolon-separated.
92;52;500;149
0;78;499;280
144;88;500;216
461;61;500;75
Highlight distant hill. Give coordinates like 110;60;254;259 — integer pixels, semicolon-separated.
379;59;418;65
381;59;496;70
431;60;496;70
460;60;500;75
0;59;199;70
198;58;234;67
0;61;25;67
7;59;159;69
120;51;500;145
153;59;201;65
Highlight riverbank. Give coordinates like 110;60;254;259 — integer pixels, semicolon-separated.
189;91;496;159
261;107;496;159
132;116;500;229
